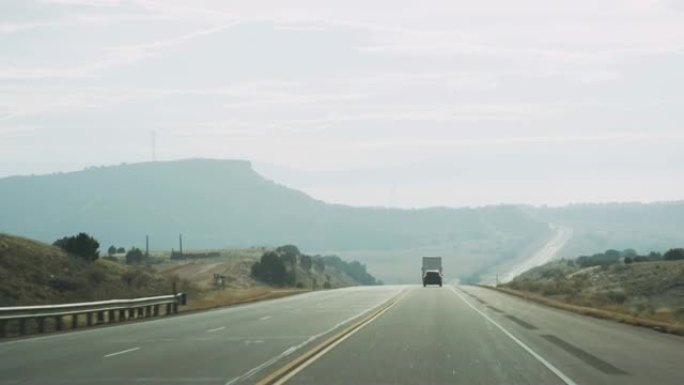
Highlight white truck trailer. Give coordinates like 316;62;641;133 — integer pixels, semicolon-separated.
421;257;443;287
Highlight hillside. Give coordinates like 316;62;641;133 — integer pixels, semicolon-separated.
157;247;371;291
0;233;381;312
504;252;684;326
0;233;183;306
0;159;551;282
3;159;683;283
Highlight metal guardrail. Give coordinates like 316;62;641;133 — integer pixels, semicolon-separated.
0;293;186;338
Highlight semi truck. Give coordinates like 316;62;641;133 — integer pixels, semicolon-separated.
422;257;443;287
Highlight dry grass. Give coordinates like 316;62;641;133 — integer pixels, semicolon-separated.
483;285;684;336
0;233;196;306
182;287;309;312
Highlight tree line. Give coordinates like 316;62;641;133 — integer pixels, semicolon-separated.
573;247;684;268
52;232;149;265
250;245;380;288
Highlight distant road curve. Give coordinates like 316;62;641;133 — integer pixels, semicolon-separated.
500;224;573;283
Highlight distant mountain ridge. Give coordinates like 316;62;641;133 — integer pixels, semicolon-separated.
1;159;682;283
0;159;547;252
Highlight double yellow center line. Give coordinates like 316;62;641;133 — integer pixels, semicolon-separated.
256;289;407;385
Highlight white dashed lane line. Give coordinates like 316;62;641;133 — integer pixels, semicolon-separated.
103;347;140;358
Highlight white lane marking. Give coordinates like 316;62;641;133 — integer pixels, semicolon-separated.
103;347;140;358
0;287;402;346
0;290;332;346
259;316;272;321
224;288;406;385
207;326;226;333
450;287;578;385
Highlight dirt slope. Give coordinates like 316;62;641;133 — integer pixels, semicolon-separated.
505;259;684;325
0;233;184;306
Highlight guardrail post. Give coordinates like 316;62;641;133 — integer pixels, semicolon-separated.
153;305;159;316
119;309;126;321
146;306;152;318
137;307;144;318
19;319;27;335
55;316;63;331
108;310;115;323
165;303;172;315
97;311;104;324
128;308;135;319
87;312;93;326
72;314;78;329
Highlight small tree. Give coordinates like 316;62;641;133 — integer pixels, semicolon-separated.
251;251;288;285
313;257;325;273
276;245;300;257
300;254;312;271
53;233;100;262
117;247;125;253
648;251;662;261
107;245;117;256
126;248;145;265
622;249;638;259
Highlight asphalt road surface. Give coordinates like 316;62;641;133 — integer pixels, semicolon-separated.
1;285;682;385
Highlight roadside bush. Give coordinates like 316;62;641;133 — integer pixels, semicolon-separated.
540;280;574;296
121;269;149;288
251;251;288;285
576;250;622;268
590;290;628;306
86;265;107;285
606;290;628;304
664;248;684;261
125;248;145;265
53;233;100;262
312;257;325;273
299;254;312;271
48;276;88;292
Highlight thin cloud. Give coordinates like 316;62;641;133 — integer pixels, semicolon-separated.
357;133;684;149
0;23;236;79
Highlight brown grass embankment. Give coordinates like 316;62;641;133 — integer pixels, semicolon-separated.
481;285;684;336
182;287;310;312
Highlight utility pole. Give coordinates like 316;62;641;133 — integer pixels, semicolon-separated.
145;235;149;257
179;234;183;257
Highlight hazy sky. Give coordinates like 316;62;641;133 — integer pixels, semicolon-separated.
2;0;683;207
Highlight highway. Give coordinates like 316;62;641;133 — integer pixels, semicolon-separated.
500;224;574;283
1;285;683;385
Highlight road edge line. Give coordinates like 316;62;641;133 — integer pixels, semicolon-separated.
450;286;578;385
255;289;407;385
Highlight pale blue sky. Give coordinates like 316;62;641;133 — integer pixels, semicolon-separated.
1;0;683;207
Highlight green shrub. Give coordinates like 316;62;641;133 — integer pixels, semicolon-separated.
664;248;684;261
53;233;99;262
